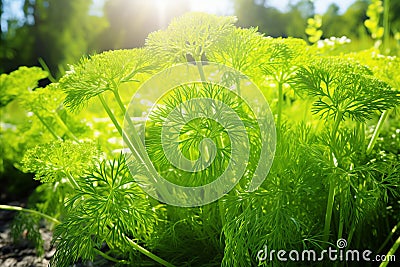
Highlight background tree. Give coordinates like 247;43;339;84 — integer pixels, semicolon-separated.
285;0;315;38
2;0;400;76
389;0;400;35
234;0;289;37
322;1;369;40
1;0;107;76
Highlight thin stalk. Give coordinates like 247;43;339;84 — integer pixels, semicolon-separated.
367;110;390;155
383;0;391;54
38;58;57;83
93;249;129;264
236;77;241;96
379;235;400;267
196;60;207;82
331;111;342;143
337;194;344;241
323;111;343;242
98;94;123;135
0;204;60;225
347;223;356;246
277;81;283;139
195;59;228;227
53;112;79;142
98;94;149;167
377;221;400;254
112;90;147;159
98;94;172;202
323;180;336;242
66;171;79;190
219;201;226;227
124;233;175;267
35;113;62;140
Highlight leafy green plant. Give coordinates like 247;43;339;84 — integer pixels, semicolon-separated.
291;57;399;242
1;11;400;267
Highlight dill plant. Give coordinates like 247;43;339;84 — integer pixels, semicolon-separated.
0;11;400;267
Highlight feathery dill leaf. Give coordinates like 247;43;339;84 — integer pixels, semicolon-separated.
51;154;164;267
0;66;48;107
261;37;310;83
146;12;237;63
11;212;45;256
22;140;100;183
207;27;265;80
292;57;400;122
18;83;65;115
145;82;258;187
60;49;157;111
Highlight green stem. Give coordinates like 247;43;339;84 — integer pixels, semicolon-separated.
53;112;79;142
379;235;400;267
38;58;57;83
93;249;129;264
367;110;390;155
323;179;336;242
195;59;228;226
125;233;176;267
196;60;206;82
98;94;172;202
98;94;123;135
378;221;400;254
65;171;79;190
323;111;343;242
0;204;60;225
337;195;344;241
219;200;226;227
331;111;342;143
277;81;283;139
35;113;62;140
383;0;390;54
347;224;356;246
112;90;147;159
236;77;241;96
98;94;145;164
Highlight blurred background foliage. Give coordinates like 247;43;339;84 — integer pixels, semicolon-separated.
1;0;400;78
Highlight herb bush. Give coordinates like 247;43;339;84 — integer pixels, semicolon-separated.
1;12;400;267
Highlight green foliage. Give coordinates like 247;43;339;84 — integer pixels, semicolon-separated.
292;57;400;122
2;11;400;267
18;83;65;115
51;154;163;267
11;213;45;256
22;140;99;183
0;66;48;107
145;82;258;187
60;49;156;111
261;37;310;83
207;27;264;76
347;48;400;89
222;124;328;266
146;12;237;63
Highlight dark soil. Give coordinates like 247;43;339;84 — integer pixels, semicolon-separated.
0;202;113;267
0;202;53;267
